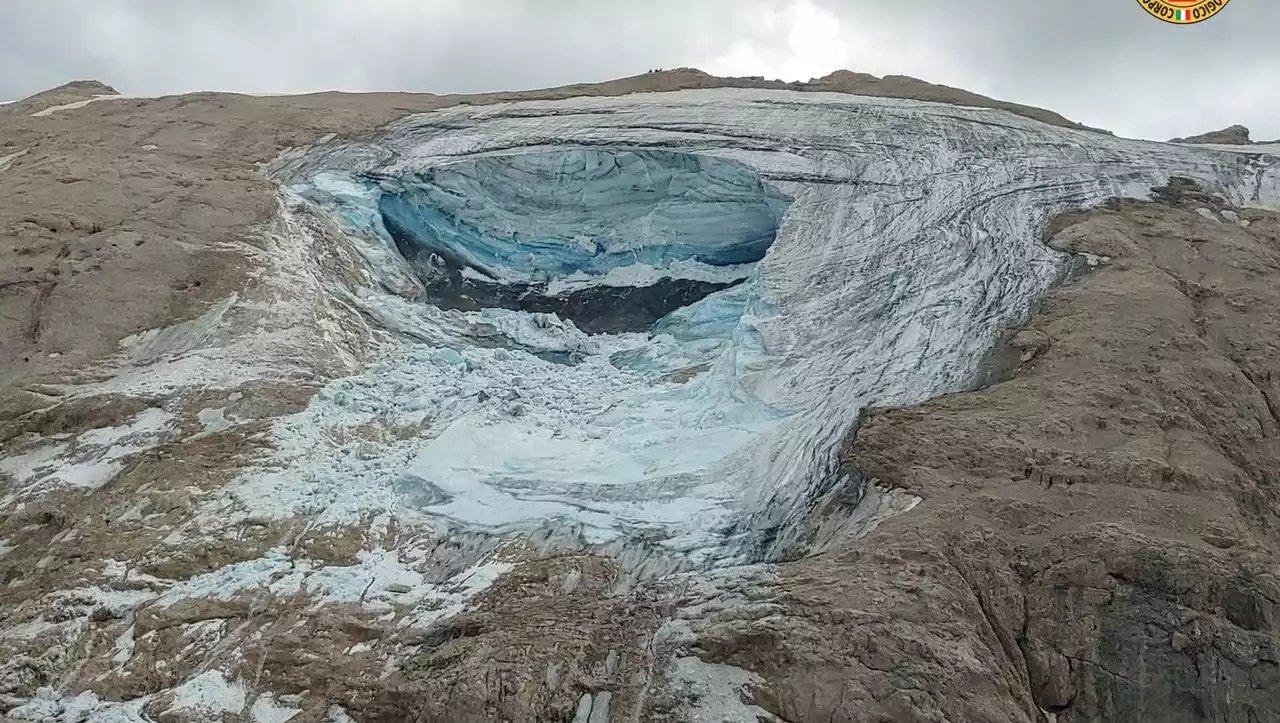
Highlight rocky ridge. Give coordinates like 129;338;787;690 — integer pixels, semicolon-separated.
1172;123;1280;147
1;70;1279;723
1172;124;1255;145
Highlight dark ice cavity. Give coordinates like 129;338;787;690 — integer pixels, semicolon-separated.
375;148;790;332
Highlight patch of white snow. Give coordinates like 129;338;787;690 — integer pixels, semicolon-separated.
0;443;70;484
249;693;301;723
185;406;234;440
0;147;29;172
166;670;246;718
148;545;511;627
669;657;779;722
111;625;136;666
31;94;124;117
325;705;360;723
7;689;153;723
152;547;302;607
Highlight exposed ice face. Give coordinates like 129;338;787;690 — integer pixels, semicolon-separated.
378;148;788;282
256;88;1280;570
312;148;790;335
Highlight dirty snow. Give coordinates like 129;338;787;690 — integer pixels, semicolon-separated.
148;544;511;625
166;670;246;718
249;693;301;723
7;689;153;723
669;657;780;722
0;147;28;172
325;705;359;723
30;94;125;117
111;625;136;666
0;407;174;498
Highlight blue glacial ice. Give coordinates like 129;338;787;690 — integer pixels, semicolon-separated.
376;148;789;282
352;149;786;335
247;88;1280;573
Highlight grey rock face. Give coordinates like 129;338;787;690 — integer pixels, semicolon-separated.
1171;123;1252;145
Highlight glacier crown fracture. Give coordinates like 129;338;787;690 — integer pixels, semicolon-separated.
376;149;788;333
263;88;1279;572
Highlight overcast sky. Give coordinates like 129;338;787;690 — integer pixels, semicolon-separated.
1;0;1274;141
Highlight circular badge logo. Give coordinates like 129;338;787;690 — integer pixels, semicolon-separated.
1137;0;1230;24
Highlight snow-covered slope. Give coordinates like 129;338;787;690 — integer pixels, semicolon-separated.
244;89;1280;575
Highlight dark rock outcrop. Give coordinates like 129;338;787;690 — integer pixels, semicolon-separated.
1171;124;1252;145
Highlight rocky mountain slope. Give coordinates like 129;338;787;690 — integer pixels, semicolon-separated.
1171;124;1280;148
1172;124;1255;145
1;71;1279;723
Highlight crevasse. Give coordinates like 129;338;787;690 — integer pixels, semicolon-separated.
252;88;1279;574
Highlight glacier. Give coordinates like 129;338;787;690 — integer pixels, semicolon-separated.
243;88;1280;574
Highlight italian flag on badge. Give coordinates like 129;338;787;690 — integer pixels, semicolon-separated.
1137;0;1230;25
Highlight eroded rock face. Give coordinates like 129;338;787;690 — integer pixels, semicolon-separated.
1171;124;1253;145
2;70;1280;723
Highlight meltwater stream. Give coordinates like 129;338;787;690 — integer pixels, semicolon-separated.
248;88;1278;575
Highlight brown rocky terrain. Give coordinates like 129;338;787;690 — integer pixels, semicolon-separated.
1171;124;1280;147
2;69;1279;723
1171;124;1255;145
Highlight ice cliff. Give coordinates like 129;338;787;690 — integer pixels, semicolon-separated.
376;149;787;333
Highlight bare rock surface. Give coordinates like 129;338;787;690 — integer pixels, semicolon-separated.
1;69;1279;723
1171;124;1253;145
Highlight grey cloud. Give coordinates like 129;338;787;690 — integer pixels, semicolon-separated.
0;0;1274;141
0;0;783;97
810;0;1280;140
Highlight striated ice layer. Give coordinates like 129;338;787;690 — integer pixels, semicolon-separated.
258;88;1280;569
377;149;789;284
312;149;791;335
